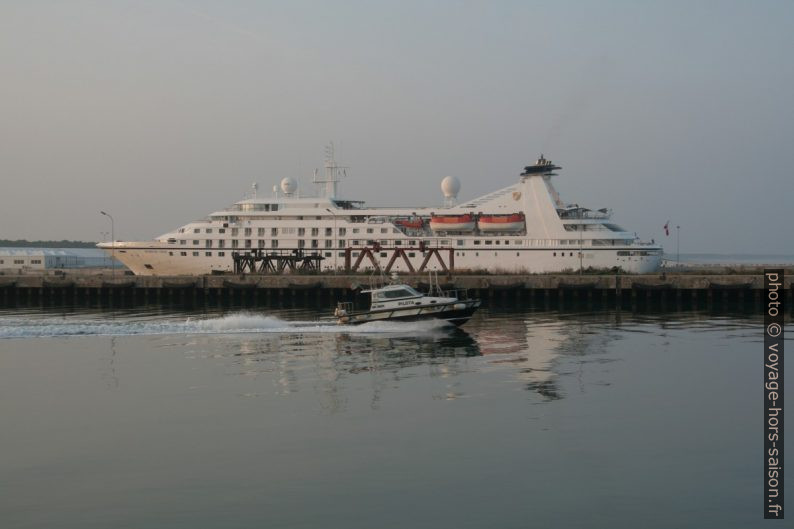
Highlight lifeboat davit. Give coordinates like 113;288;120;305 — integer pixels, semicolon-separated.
395;218;425;229
429;213;475;232
477;213;525;232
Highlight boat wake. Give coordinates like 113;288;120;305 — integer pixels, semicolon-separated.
0;312;454;339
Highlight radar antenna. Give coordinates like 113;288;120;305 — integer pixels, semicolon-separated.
313;142;348;198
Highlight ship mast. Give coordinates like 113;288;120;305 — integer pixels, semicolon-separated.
313;142;348;198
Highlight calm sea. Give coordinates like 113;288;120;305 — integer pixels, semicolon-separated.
670;253;794;265
0;306;790;528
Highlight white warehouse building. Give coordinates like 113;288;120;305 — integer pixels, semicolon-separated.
0;248;121;272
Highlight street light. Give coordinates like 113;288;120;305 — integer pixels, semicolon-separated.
100;211;115;277
100;231;109;267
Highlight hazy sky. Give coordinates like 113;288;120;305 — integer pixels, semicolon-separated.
1;0;792;254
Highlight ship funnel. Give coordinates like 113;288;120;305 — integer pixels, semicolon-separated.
521;155;561;177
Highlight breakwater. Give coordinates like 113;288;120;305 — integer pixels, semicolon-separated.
0;273;790;312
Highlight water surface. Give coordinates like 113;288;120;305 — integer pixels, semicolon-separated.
0;306;789;528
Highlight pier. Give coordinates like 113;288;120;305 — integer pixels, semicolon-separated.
0;271;790;312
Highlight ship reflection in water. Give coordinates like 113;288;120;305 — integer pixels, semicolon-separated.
203;308;637;409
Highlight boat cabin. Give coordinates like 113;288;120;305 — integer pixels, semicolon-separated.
365;284;423;303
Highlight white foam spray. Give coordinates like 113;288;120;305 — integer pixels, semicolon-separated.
0;312;453;339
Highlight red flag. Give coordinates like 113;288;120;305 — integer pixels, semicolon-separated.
663;221;670;236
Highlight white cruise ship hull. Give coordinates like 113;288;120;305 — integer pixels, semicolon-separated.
103;242;662;276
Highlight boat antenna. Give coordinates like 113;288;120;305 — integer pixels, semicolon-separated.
428;270;441;296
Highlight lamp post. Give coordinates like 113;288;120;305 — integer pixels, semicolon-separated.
100;211;115;277
100;231;109;267
325;208;337;273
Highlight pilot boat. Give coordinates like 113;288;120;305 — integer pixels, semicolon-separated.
334;283;480;326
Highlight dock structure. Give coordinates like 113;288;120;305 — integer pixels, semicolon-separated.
0;272;790;313
232;249;324;274
343;245;454;273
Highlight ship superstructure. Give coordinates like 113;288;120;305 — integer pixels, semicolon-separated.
100;151;662;275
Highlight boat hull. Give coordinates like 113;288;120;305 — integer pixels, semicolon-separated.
477;221;524;232
395;220;424;229
429;221;475;232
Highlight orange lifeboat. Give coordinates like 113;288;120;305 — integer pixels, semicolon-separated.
477;213;525;232
395;218;425;229
429;213;475;232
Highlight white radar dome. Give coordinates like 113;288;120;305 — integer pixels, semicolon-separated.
441;176;461;198
280;177;297;195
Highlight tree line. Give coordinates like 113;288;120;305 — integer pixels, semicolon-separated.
0;240;97;248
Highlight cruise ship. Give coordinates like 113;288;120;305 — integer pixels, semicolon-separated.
99;151;662;275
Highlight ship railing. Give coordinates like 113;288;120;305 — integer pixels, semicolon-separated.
557;209;612;220
352;240;453;250
438;288;471;301
231;248;330;258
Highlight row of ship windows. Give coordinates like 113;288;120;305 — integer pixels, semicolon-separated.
183;225;628;236
171;238;628;249
180;226;593;239
618;250;661;256
0;259;42;265
173;239;528;248
179;227;398;236
167;251;539;259
176;240;347;249
162;250;657;259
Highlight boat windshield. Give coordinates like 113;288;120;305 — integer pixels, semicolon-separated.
375;287;421;300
